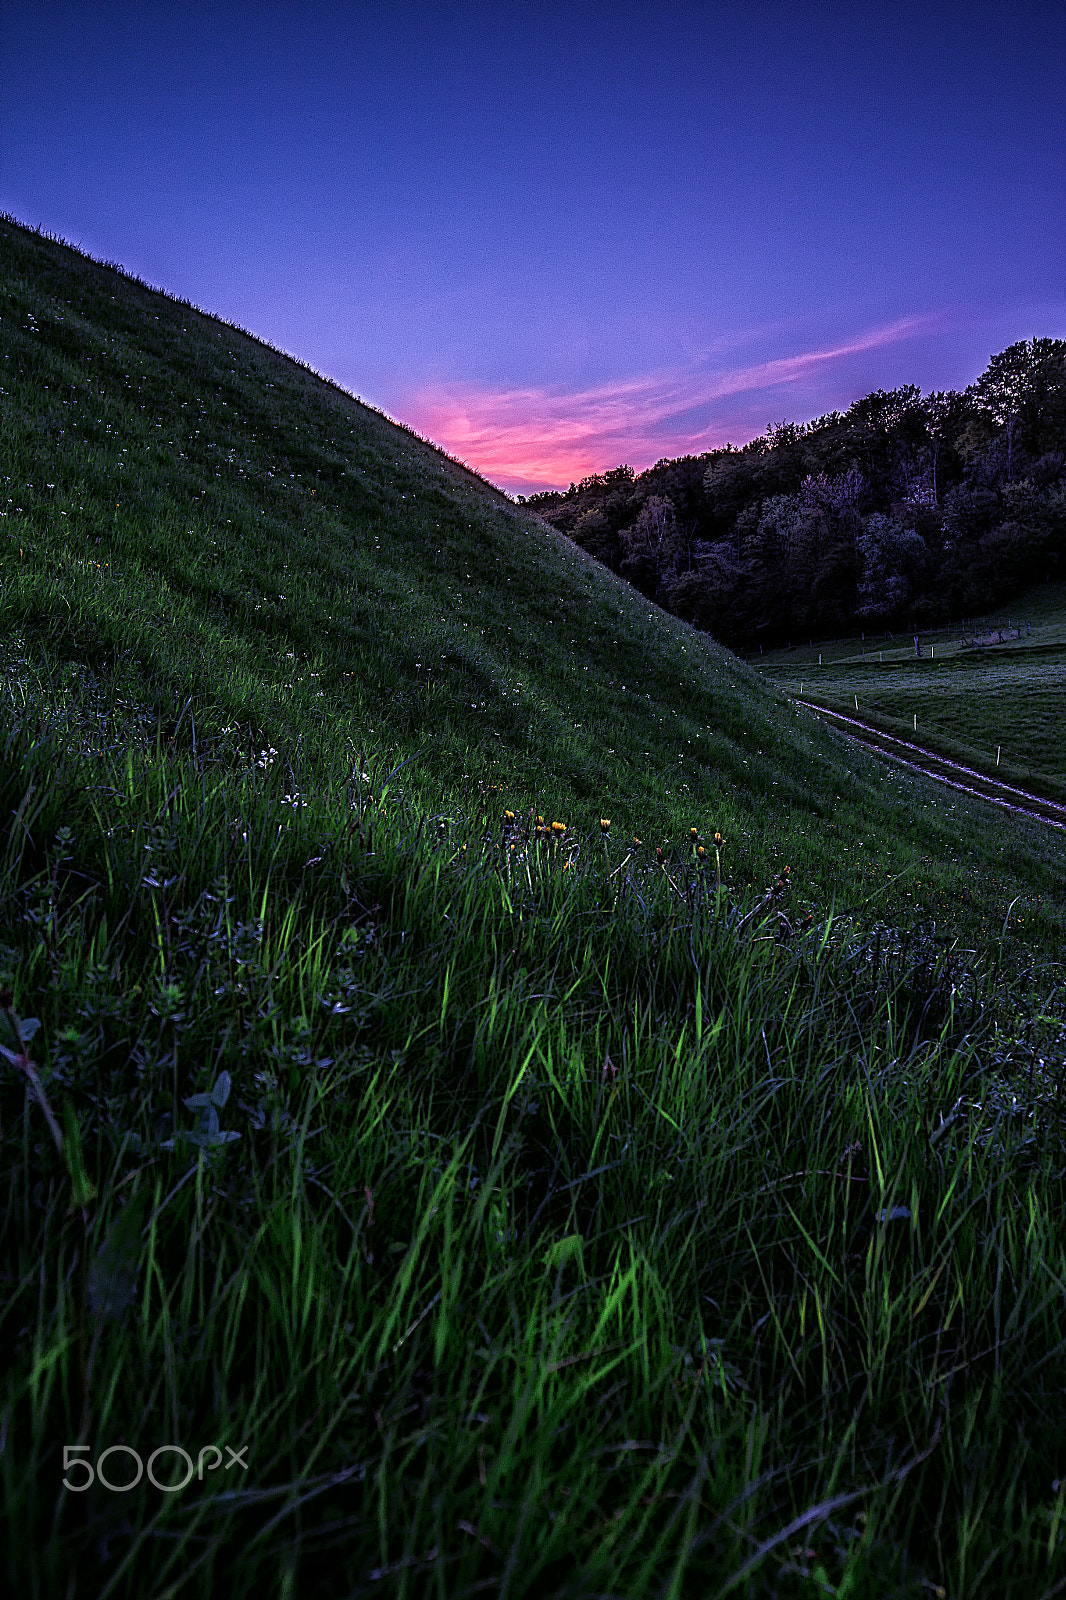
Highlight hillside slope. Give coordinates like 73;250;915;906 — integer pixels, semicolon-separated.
2;212;1064;952
7;216;1066;1599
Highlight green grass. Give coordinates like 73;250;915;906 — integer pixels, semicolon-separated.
755;583;1066;805
3;212;1066;1598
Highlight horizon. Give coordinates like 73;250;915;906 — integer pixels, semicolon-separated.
2;0;1063;495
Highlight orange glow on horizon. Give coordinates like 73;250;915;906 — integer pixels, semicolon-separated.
401;313;944;494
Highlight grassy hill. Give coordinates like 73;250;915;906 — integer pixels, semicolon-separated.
3;213;1066;1598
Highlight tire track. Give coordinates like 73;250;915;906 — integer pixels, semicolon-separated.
797;700;1066;834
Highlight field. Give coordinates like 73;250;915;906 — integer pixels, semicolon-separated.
3;214;1066;1600
753;585;1066;805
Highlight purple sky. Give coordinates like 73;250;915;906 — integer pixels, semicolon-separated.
3;1;1064;495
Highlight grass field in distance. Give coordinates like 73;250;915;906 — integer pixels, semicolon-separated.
754;580;1066;805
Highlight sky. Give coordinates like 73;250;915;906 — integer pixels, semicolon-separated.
2;1;1064;496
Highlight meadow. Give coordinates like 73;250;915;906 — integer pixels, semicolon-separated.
3;213;1066;1599
753;585;1066;806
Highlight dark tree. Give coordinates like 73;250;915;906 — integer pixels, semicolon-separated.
534;338;1065;652
967;338;1066;479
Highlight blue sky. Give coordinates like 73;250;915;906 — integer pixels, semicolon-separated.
3;0;1063;493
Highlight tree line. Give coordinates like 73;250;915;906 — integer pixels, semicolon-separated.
521;338;1066;650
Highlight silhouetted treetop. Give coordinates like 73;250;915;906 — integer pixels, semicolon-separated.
525;339;1066;649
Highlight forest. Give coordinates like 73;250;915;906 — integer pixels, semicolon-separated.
522;337;1066;650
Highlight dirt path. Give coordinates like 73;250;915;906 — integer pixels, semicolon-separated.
797;700;1066;834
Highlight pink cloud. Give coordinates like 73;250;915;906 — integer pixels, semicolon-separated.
402;313;946;495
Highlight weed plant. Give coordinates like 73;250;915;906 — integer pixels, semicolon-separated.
3;214;1066;1598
